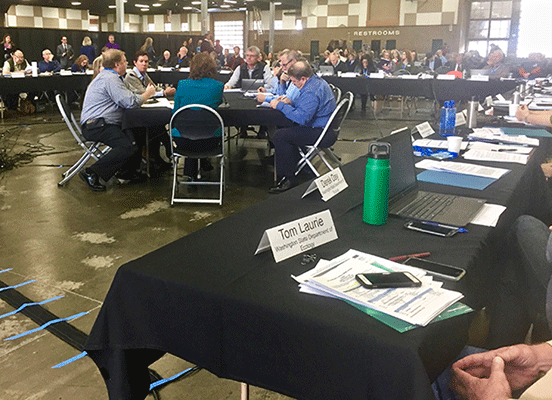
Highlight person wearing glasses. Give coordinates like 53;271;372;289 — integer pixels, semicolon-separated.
224;45;272;90
257;49;301;105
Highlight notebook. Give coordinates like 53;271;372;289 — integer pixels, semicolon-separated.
378;129;486;227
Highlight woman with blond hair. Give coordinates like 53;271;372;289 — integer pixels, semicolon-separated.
80;36;95;65
140;37;156;64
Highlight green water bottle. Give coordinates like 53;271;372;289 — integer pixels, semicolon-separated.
363;142;391;225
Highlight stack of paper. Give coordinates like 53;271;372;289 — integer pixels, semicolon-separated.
292;249;464;327
415;159;510;179
469;127;540;146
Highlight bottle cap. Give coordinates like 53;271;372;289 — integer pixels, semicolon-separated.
368;142;390;159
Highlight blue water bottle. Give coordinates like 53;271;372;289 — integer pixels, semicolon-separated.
446;100;456;136
439;102;448;136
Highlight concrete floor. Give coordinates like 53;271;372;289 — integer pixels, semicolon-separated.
0;102;430;400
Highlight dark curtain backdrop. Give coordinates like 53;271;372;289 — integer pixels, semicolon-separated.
1;28;201;65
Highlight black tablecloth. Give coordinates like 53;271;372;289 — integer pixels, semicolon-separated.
0;74;91;96
123;92;293;129
323;76;518;102
85;135;552;400
148;70;232;87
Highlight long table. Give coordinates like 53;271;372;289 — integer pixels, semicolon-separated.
323;75;519;102
0;73;92;96
123;92;292;130
84;130;552;400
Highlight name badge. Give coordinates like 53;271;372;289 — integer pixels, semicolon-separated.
255;209;338;263
456;112;466;126
415;121;434;138
302;168;348;201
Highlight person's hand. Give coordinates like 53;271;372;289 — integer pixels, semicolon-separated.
451;356;511;400
516;104;530;122
280;72;290;83
272;65;282;77
280;96;291;105
143;84;156;100
453;344;552;392
542;163;552;178
257;93;266;103
224;84;231;90
258;86;266;93
269;98;280;109
163;87;176;97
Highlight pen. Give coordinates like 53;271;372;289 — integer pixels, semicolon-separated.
389;252;431;262
422;221;468;233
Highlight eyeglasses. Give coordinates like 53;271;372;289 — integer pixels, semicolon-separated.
245;53;257;58
281;60;292;67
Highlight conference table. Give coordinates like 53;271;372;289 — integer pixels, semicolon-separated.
84;124;552;400
0;73;92;96
323;75;519;103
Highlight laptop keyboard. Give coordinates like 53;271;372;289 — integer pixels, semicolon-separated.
399;192;456;220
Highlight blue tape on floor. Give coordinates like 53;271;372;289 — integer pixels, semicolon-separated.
0;269;13;274
4;311;88;341
52;351;88;368
0;280;36;293
0;295;65;319
149;367;194;390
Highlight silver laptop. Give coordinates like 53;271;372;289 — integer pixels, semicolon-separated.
470;69;490;76
319;65;335;76
378;129;486;227
241;79;264;92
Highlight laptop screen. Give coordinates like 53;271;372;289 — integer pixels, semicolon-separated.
241;79;263;91
377;128;418;200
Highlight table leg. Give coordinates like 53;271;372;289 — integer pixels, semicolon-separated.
145;127;150;177
240;382;249;400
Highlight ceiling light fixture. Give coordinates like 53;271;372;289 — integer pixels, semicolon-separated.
191;1;201;4
152;3;162;6
135;3;149;7
108;5;116;8
183;6;193;9
220;4;231;7
71;2;81;5
224;0;237;3
274;2;282;4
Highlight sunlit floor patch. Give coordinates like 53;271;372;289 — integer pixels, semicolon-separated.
72;232;116;244
119;200;169;219
81;255;116;270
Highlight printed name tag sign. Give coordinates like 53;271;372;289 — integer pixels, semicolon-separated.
415;121;435;138
456;112;467;126
255;209;338;263
302;168;348;201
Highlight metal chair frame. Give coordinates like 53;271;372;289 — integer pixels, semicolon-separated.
55;93;111;187
169;104;226;205
295;91;353;177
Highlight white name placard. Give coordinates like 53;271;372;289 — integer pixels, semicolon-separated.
415;121;435;138
255;209;338;263
302;168;348;201
455;112;467;126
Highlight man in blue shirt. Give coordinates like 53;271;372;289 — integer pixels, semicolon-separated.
268;60;336;193
256;49;301;105
79;49;155;191
38;49;61;73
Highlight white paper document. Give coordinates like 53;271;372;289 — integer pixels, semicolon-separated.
142;97;173;108
469;128;540;146
415;159;510;179
469;204;507;227
462;149;529;165
292;250;463;326
413;139;469;151
468;142;533;154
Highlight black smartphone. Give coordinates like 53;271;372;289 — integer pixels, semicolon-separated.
355;272;422;289
403;257;466;281
404;221;458;237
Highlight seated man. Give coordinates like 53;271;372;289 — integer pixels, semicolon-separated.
2;49;30;75
125;50;176;171
38;49;61;73
79;49;155;191
156;50;175;68
228;46;243;70
484;50;511;79
175;46;190;69
268;60;337;193
323;50;348;74
3;50;32;110
224;46;272;90
256;49;301;105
